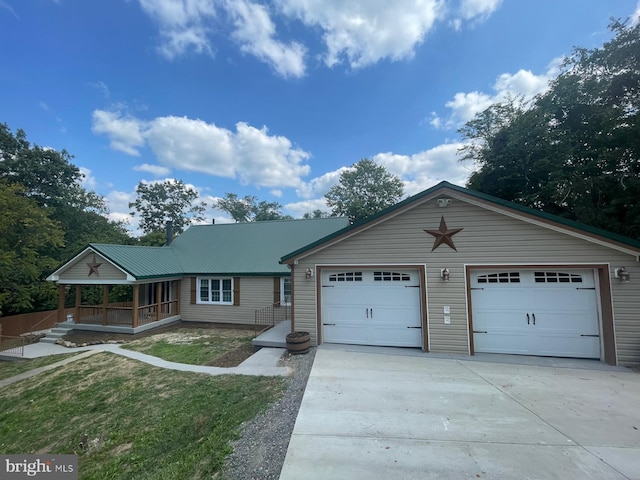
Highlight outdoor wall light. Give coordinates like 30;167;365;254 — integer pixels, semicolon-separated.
614;267;631;282
440;268;450;282
305;268;314;279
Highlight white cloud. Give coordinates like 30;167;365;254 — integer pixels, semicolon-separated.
105;190;136;230
90;81;110;99
285;198;331;217
227;0;306;78
431;60;560;129
92;110;312;189
133;163;172;176
277;0;444;69
373;142;470;195
137;0;217;59
632;1;640;26
0;1;18;19
78;167;98;190
457;0;502;21
295;167;349;199
91;110;146;155
136;0;505;75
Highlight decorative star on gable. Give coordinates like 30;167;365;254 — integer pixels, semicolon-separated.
424;216;464;252
87;256;102;277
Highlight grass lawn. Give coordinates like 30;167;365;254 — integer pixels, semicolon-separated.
122;327;255;366
0;353;285;479
0;353;80;381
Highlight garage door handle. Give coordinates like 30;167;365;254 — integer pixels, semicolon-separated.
581;334;599;337
370;308;373;318
407;326;422;329
527;313;530;325
323;323;336;326
473;330;487;334
532;313;536;325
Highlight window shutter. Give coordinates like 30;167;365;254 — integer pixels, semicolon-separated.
273;277;281;304
190;277;196;304
233;277;240;306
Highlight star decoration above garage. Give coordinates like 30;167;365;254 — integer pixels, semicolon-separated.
424;216;464;252
87;256;103;277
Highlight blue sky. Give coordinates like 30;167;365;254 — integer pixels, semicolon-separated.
1;0;638;232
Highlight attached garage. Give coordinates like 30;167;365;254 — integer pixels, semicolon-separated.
470;268;601;359
320;268;424;347
282;181;640;366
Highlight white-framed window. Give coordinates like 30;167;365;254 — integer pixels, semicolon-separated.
281;277;291;306
198;277;233;304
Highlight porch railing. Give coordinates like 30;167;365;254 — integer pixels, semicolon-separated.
0;335;26;356
76;300;179;327
254;301;290;336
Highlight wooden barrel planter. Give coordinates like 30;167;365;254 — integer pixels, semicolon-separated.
286;331;311;354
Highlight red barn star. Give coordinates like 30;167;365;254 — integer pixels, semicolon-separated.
424;216;463;252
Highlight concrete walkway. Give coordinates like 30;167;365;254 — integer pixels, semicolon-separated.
0;341;289;388
280;347;640;480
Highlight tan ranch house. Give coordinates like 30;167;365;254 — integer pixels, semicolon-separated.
48;182;640;366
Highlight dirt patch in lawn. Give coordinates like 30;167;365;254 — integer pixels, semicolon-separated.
61;322;258;367
208;343;258;367
61;321;253;345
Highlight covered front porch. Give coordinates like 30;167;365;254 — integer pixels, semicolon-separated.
56;280;181;334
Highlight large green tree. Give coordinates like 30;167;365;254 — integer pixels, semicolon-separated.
129;179;207;236
215;193;292;222
460;21;640;238
0;123;134;313
0;182;64;315
325;158;404;222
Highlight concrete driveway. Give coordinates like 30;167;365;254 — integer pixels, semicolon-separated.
280;347;640;480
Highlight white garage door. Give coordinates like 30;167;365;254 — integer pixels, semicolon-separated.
321;269;423;347
471;269;601;359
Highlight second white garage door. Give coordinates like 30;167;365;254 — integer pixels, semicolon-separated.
321;269;423;347
471;269;601;359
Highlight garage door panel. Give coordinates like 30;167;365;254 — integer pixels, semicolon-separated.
471;269;601;359
474;331;530;355
534;332;600;358
321;269;423;348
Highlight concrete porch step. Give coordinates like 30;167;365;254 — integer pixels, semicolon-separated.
40;324;75;344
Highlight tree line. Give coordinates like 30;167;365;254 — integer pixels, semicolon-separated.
459;20;640;239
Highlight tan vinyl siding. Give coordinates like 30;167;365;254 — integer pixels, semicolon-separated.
292;198;640;365
58;252;127;282
179;276;274;325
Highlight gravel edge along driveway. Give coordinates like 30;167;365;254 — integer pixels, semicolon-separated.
220;348;316;480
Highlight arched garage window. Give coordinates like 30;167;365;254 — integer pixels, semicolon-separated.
534;272;583;283
477;272;521;283
328;272;363;282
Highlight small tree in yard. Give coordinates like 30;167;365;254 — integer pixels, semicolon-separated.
325;158;404;223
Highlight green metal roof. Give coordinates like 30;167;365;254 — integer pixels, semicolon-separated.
170;217;350;275
90;244;184;279
51;218;350;281
281;181;640;262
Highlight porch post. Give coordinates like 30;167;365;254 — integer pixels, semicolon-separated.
75;285;81;324
132;284;139;328
57;285;66;324
175;280;180;315
102;285;109;325
156;282;162;321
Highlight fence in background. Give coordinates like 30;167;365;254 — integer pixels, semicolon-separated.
0;308;75;337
